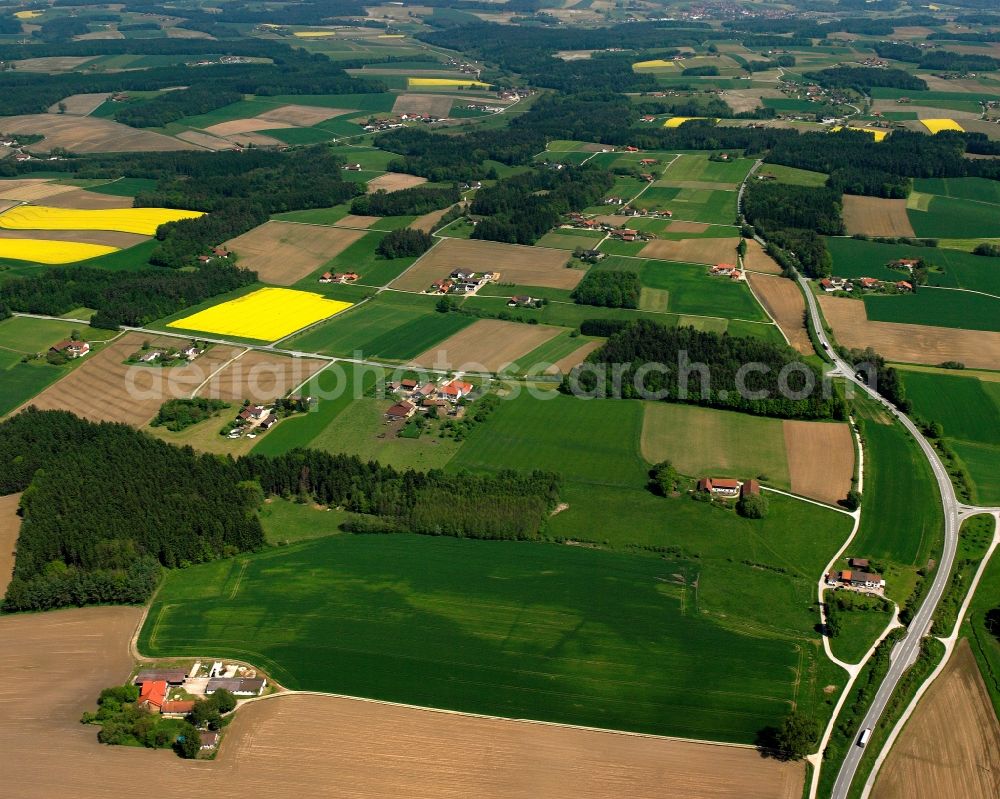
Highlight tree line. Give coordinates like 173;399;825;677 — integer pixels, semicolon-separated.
351;185;460;217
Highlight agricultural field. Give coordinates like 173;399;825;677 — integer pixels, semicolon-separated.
741;239;782;274
660;154;756;187
757;165;827;187
198;351;327;404
907;190;1000;240
638;236;739;265
0;493;19;596
0;238;118;264
0;113;196;152
0;205;202;235
863;289;1000;334
167;287;353;342
818;295;1000;371
224;221;367;285
392;238;578;292
871;640;1000;799
366;173;428;193
408;319;565;373
745;272;811;354
630;187;736;225
841;196;915;238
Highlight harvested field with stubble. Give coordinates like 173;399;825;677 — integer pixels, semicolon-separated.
0;114;196;153
257;104;351;126
335;214;381;229
640;237;740;265
784;420;854;505
409;318;564;372
203;118;294;136
548;340;603;374
394;238;578;292
410;203;459;233
0;178;80;203
224;221;367;284
842;195;916;237
367;172;427;193
0;493;20;597
0;605;803;799
20;333;241;426
0;228;147;249
40;187;135;210
392;93;454;117
742;239;782;274
175;130;233;151
819;295;1000;370
198;351;326;402
872;639;1000;799
10;56;96;72
47;93;111;115
746;272;811;354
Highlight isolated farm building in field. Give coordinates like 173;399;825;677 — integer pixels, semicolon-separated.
826;569;885;591
179;344;203;360
509;295;536;307
386;400;416;421
343;163;363;171
134;668;188;685
440;379;474;402
138;680;168;712
895;280;913;292
849;557;870;569
199;731;220;750
889;258;919;271
205;677;267;696
320;271;360;284
161;700;196;718
711;264;743;280
259;413;279;431
639;158;658;166
697;477;741;497
741;479;760;498
431;279;453;294
212;246;231;258
49;340;90;359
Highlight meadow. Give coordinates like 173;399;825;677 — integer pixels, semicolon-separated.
632;187;737;225
863;289;1000;333
962;537;1000;718
907;195;1000;239
913;177;1000;206
0;350;72;416
661;154;756;184
139;533;833;743
759;164;828;187
826;599;893;665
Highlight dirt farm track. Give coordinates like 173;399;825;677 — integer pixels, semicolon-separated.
0;606;804;799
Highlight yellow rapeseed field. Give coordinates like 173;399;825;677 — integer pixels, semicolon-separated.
663;117;708;128
407;78;491;89
14;10;42;19
921;118;964;134
633;59;679;69
0;239;119;264
168;287;352;341
0;205;203;236
830;126;889;142
293;31;337;38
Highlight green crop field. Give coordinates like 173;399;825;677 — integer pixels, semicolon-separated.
507;330;601;376
0;350;71;416
962;531;1000;717
908;196;1000;239
863;289;1000;333
272;204;352;226
139;533;827;742
295;231;417;288
759;164;828;187
913;177;1000;206
260;126;337;145
633;187;737;225
288;292;474;360
826;237;1000;296
534;229;605;250
952;441;1000;506
825;593;893;665
0;316;90;354
661;154;756;184
90;177;158;197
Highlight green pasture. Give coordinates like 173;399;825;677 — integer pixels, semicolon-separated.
534;229;605;250
506;330;601;376
908;196;1000;239
825;592;893;665
952;441;1000;505
661;154;756;184
962;529;1000;717
90;177;158;197
863;289;1000;333
913;177;1000;206
0;350;68;416
632;186;737;225
759;164;828;187
295;231;418;288
0;316;89;354
259;499;357;545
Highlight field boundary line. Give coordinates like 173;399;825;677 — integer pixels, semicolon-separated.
190;347;250;398
761;485;854;516
859;510;1000;799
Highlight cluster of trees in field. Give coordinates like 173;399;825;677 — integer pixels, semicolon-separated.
114;87;244;128
375;228;434;259
0;410;266;612
571;270;640;309
238;449;561;540
875;41;1000;72
0;262;256;328
375;127;545;182
152;398;230;432
351;185;460;217
804;66;928;92
839;346;909;411
470;165;613;245
564;321;846;420
827;167;910;199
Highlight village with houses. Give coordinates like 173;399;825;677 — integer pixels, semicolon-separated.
820;257;925;297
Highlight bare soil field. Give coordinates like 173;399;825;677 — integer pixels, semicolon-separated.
0;200;15;215
0;605;803;799
257;104;350;127
819;295;1000;370
224;221;367;284
0;493;21;597
41;187;136;210
640;237;740;265
20;334;241;426
175;130;233;151
546;340;603;375
783;420;854;505
367;172;428;193
392;93;454;117
10;56;97;72
872;639;1000;799
334;214;381;229
742;239;783;274
199;351;326;402
392;238;579;292
0;178;80;203
410;203;459;233
47;93;111;115
723;88;783;113
841;196;916;238
203;118;294;136
667;221;710;234
409;319;564;372
957;120;1000;141
746;272;811;354
0;228;148;248
0;114;196;153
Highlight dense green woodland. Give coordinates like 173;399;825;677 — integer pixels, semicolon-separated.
566;322;845;420
351;185;460;217
571;270;641;309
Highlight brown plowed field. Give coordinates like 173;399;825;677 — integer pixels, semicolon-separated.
409;319;563;372
410;203;459;233
818;296;1000;370
742;239;782;274
872;639;1000;799
0;178;79;202
40;187;136;209
256;104;351;127
746;272;811;354
783;420;854;505
223;221;367;285
367;172;428;193
0;606;803;799
842;196;916;237
20;333;241;426
392;238;579;291
640;237;740;265
199;351;326;402
335;214;381;229
175;130;233;150
0;493;21;597
0;114;196;153
203;118;294;136
10;56;97;72
47;93;111;115
667;221;710;233
0;228;148;248
546;340;603;374
392;93;454;117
